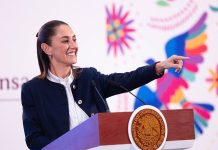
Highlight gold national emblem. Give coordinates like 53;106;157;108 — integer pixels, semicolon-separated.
131;108;166;150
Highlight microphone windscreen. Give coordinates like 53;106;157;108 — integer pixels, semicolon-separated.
91;80;96;87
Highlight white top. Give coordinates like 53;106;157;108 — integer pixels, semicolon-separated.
47;70;89;130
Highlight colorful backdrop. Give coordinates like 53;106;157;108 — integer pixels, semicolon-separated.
0;0;218;149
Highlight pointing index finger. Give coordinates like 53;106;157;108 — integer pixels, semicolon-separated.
175;56;190;60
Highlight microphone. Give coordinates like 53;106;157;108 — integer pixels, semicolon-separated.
107;80;146;105
91;80;110;112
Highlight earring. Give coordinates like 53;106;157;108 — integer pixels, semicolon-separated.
48;54;53;59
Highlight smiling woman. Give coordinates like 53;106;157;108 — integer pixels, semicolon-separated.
36;21;78;79
21;20;188;150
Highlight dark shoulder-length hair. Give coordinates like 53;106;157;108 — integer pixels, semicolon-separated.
36;20;82;79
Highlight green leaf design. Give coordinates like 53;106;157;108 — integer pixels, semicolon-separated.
210;5;218;12
157;0;169;7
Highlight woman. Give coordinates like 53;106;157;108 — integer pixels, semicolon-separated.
21;20;188;149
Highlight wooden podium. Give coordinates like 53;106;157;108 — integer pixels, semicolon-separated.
43;109;194;150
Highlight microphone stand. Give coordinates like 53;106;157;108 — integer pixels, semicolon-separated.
91;80;110;112
108;80;146;105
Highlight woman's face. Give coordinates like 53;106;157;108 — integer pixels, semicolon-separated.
48;24;78;67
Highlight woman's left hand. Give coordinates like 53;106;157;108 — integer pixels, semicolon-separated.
155;55;190;75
